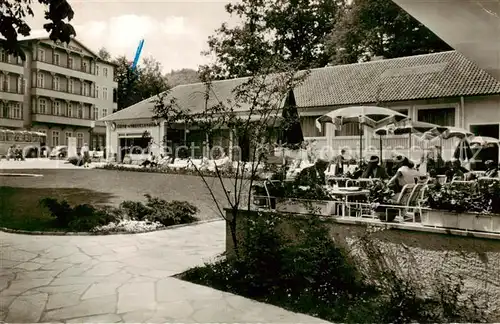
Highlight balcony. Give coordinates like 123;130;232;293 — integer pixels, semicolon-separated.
0;57;24;74
0;118;24;128
0;88;24;102
32;112;94;128
32;86;95;105
32;60;95;82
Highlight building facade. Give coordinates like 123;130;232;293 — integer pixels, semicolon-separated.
0;37;118;150
101;51;500;163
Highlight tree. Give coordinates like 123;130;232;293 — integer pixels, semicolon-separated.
153;56;309;256
98;48;111;61
205;0;344;79
328;0;452;64
165;68;200;87
111;54;169;111
0;0;76;60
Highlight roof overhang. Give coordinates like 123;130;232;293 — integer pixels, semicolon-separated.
392;0;500;81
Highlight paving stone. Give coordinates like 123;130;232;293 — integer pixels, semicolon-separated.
57;263;95;277
15;261;44;271
5;292;48;322
0;273;15;291
66;313;122;323
41;295;117;321
2;278;53;296
153;300;195;320
0;259;20;269
30;257;56;264
82;262;123;276
39;261;74;271
81;282;122;300
49;275;102;286
117;282;156;313
35;283;90;295
120;310;156;322
2;249;38;262
57;253;93;264
46;292;82;310
15;270;60;280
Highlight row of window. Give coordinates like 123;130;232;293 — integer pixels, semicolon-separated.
35;73;110;99
37;48;109;77
0;50;23;65
0;75;25;94
35;99;108;119
40;130;85;147
0;103;22;119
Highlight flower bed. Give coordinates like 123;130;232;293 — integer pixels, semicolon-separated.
97;163;266;180
423;180;500;233
92;219;164;234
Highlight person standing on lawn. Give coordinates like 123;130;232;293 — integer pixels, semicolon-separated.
81;143;90;168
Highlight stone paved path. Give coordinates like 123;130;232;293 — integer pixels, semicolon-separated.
0;221;329;323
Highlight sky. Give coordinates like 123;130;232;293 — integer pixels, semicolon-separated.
27;0;239;73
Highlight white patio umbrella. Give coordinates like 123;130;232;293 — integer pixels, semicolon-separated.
315;106;407;163
442;127;474;140
469;136;500;146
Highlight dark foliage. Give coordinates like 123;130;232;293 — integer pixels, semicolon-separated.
98;163;264;180
328;0;452;64
1;0;76;60
119;194;199;226
181;213;490;323
39;198;117;231
424;180;500;214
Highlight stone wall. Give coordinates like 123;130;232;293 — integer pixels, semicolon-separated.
226;210;500;320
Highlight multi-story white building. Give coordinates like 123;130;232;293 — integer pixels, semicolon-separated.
0;37;118;150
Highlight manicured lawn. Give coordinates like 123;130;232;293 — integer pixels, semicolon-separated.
0;169;247;220
0;186;113;231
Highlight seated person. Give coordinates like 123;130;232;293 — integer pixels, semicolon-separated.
141;152;156;167
295;159;329;187
157;154;170;166
388;156;421;193
445;159;469;182
334;149;348;176
484;160;499;178
352;161;367;179
427;169;441;188
361;156;389;179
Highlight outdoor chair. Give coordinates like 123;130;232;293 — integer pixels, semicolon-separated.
437;175;447;184
346;178;375;188
401;183;426;222
451;178;474;184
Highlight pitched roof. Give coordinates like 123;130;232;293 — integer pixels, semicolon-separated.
18;35;117;66
102;50;500;122
294;50;500;107
101;74;288;121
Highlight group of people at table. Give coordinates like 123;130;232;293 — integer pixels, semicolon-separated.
292;149;500;195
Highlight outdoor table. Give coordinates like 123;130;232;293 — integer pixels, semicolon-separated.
326;187;370;217
326;176;350;187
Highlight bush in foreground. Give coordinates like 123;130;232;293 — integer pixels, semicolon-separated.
120;194;199;226
180;213;490;323
39;195;199;232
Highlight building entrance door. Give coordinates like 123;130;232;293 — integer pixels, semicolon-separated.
470;124;500;166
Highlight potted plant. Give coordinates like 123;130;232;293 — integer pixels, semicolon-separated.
422;181;500;232
367;180;399;222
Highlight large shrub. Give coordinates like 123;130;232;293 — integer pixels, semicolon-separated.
181;212;491;323
39;198;118;231
119;194;199;226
